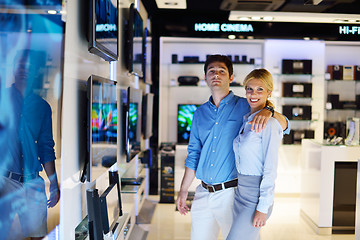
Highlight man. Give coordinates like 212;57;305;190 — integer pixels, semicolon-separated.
176;55;289;240
0;50;60;240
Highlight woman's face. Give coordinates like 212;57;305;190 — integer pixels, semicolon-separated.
245;78;271;112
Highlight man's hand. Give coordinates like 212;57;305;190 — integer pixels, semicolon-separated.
176;190;190;215
248;108;272;132
253;210;267;228
47;182;60;208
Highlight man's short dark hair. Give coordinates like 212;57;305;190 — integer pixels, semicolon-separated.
204;55;233;76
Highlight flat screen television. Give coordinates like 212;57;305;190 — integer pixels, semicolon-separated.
88;0;119;62
99;183;120;234
143;27;152;84
84;75;117;182
127;87;142;161
142;93;154;139
177;104;200;144
125;3;144;77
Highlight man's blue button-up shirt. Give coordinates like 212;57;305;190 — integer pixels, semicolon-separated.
185;91;290;185
185;91;250;185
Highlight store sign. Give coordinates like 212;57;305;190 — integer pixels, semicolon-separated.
96;23;117;32
194;23;254;33
339;26;360;35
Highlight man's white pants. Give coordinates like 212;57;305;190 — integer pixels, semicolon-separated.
190;184;235;240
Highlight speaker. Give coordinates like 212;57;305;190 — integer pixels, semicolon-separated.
282;105;312;120
324;121;347;139
241;55;247;63
282;59;312;74
354;65;360;81
178;76;199;86
343;65;354;80
356;95;360;109
327;94;340;109
327;65;343;80
171;54;178;63
282;82;312;98
183;56;199;63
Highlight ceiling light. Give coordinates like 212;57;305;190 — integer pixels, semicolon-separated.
263;16;274;21
47;10;57;14
251;16;261;21
303;37;310;40
155;0;186;9
228;35;236;39
238;17;250;21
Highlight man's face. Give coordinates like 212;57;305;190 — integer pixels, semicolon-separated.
205;61;233;91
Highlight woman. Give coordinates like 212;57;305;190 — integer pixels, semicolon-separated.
226;69;283;240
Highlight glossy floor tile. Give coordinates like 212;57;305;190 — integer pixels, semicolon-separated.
145;195;355;240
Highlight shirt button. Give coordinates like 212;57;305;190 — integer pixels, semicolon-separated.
211;164;213;166
214;109;217;111
210;177;213;180
214;136;217;139
212;150;215;152
216;122;218;124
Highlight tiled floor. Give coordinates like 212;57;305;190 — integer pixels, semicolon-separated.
145;195;355;240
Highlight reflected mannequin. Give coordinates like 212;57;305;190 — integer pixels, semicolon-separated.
0;50;60;240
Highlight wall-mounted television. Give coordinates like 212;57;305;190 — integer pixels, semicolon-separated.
125;3;144;77
127;87;142;161
84;75;117;182
142;93;154;139
177;104;200;144
88;0;119;62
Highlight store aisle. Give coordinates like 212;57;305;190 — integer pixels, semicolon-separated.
145;195;355;240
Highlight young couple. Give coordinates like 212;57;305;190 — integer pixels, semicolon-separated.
176;55;289;240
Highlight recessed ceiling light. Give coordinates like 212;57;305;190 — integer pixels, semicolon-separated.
303;37;310;40
251;16;261;21
165;2;178;5
238;17;250;21
263;16;274;21
247;36;254;39
47;10;57;14
228;35;236;39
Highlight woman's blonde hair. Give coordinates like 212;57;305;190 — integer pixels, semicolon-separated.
243;68;274;107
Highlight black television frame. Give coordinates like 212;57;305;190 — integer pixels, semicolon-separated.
88;0;119;62
83;75;117;182
125;3;144;78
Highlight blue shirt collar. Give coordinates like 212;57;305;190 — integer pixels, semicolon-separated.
208;91;235;108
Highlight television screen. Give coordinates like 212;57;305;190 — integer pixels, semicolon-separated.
142;93;154;139
177;104;200;144
88;0;119;61
125;3;144;77
92;102;117;143
127;87;142;161
86;75;117;181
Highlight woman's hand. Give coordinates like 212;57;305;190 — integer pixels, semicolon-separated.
253;210;267;228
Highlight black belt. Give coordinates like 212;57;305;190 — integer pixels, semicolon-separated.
3;171;39;183
201;179;238;192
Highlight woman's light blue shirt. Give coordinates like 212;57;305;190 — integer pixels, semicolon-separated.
233;110;283;214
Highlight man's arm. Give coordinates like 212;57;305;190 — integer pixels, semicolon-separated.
250;109;288;133
43;161;60;208
176;167;196;215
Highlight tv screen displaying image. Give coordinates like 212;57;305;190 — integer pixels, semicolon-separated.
128;102;138;142
88;0;119;61
92;102;117;143
177;104;200;144
127;87;142;161
85;75;117;181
